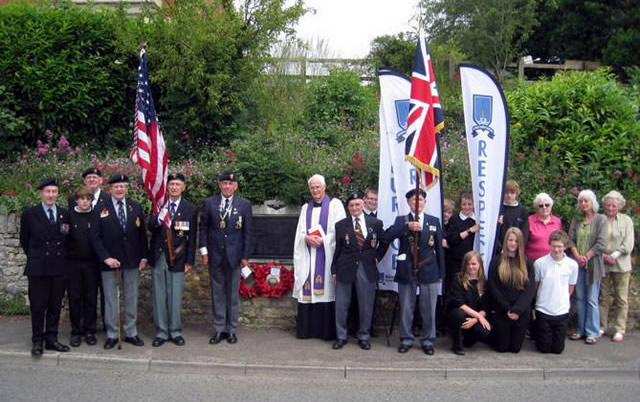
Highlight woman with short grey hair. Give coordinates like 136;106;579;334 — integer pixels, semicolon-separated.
568;189;607;345
599;191;634;342
526;192;563;262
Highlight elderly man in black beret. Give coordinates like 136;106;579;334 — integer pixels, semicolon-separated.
68;167;108;209
89;174;149;349
331;192;387;351
384;188;445;355
20;178;70;356
199;171;252;345
148;173;198;347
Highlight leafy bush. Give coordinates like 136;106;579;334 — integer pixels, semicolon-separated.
0;1;135;156
303;70;378;145
507;69;640;221
0;294;30;316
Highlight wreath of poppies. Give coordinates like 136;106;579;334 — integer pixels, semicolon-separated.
239;262;293;299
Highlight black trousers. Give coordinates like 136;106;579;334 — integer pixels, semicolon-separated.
65;259;100;336
491;310;530;353
447;308;490;350
534;311;569;354
28;275;66;344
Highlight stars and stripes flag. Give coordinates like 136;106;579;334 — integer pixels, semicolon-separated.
130;47;170;227
404;27;444;189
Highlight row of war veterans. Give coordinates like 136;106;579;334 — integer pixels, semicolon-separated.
20;169;633;358
20;168;251;356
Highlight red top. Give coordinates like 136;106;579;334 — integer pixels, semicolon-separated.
526;213;563;263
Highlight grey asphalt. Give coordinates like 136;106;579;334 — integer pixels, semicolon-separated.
1;316;638;380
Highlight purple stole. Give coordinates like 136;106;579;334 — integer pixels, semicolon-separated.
303;195;330;301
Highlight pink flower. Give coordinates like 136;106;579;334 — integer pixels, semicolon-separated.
58;136;70;148
516;152;525;160
25;183;32;189
342;175;352;184
558;187;567;195
571;186;580;195
614;169;622;176
625;168;634;175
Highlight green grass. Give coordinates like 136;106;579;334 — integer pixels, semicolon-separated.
0;294;30;316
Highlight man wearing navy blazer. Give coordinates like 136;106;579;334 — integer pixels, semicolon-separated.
90;174;149;349
331;192;387;351
199;171;252;345
20;178;70;356
384;188;445;355
148;173;198;347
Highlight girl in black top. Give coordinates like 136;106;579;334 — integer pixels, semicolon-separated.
445;192;479;292
488;227;536;353
446;251;491;355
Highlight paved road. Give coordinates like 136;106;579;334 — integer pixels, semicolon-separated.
1;361;639;402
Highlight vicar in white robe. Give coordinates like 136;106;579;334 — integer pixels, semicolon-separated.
293;174;346;339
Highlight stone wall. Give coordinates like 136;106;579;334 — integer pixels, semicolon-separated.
1;212;638;330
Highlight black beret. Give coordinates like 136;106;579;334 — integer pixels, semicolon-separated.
107;174;128;184
405;189;427;199
167;173;186;183
37;178;57;190
218;171;237;182
346;192;364;205
82;167;102;178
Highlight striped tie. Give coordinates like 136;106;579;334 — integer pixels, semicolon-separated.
117;200;126;230
354;217;364;248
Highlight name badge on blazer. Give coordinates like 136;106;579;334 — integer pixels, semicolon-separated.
429;225;437;232
60;223;70;235
100;208;109;218
235;216;243;230
370;232;377;248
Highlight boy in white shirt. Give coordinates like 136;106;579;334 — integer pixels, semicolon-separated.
534;230;579;354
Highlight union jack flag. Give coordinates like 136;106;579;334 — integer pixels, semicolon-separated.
130;48;170;227
405;28;444;189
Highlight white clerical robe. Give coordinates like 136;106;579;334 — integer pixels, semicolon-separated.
293;198;346;303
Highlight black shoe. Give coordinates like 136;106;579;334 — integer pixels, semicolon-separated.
31;341;43;357
152;337;166;347
398;344;411;353
332;339;347;350
70;335;82;347
227;334;238;344
209;332;229;345
124;336;144;347
172;336;185;346
358;340;371;350
45;340;70;352
422;345;435;355
85;333;97;346
104;338;118;350
452;348;465;356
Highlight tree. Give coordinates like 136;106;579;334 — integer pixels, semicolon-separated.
131;0;306;148
422;0;539;82
523;0;640;75
366;32;417;78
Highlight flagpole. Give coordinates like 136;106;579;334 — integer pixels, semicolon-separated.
412;175;420;279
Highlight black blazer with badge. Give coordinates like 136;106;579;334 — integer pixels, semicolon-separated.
199;194;252;268
148;199;198;272
89;199;149;271
331;214;387;283
20;205;69;277
384;213;445;285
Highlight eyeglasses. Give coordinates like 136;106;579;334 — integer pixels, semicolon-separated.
538;203;551;208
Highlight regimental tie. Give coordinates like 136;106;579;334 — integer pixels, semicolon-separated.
47;208;55;225
117;200;126;230
170;202;176;220
354;217;365;248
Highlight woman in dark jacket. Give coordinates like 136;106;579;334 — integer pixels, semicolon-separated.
446;251;491;355
488;227;536;353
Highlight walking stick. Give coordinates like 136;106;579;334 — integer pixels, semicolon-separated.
115;266;122;350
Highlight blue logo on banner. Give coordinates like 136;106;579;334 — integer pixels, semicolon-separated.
394;99;410;143
471;95;495;139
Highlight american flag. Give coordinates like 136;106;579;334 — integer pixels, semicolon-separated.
131;48;170;227
405;28;444;189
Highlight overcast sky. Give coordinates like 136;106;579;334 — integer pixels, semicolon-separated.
294;0;420;59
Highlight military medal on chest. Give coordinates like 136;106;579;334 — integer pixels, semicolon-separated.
219;197;233;229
